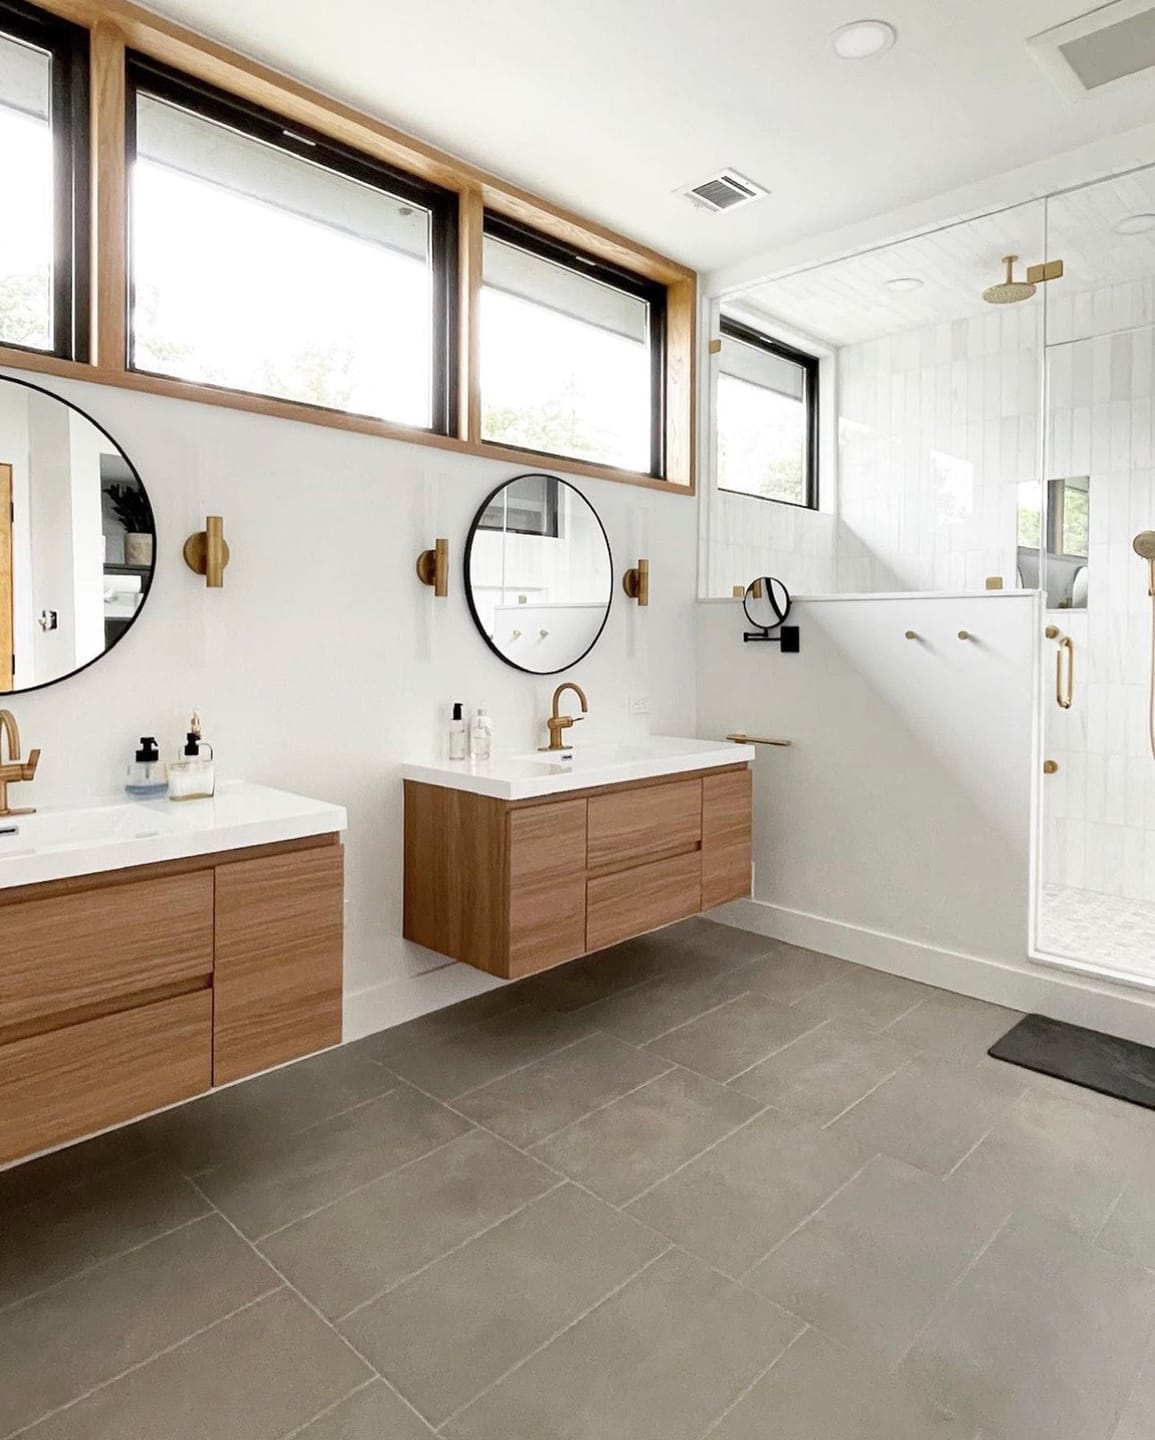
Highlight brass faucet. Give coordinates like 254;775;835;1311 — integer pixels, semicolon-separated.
0;709;40;817
541;683;589;752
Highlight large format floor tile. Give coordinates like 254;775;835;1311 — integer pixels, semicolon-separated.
826;1054;1026;1177
0;1214;279;1437
946;1086;1152;1239
530;1066;761;1205
628;1110;869;1277
442;1248;801;1440
136;1044;395;1174
0;1159;209;1308
572;965;759;1046
707;1327;972;1440
731;942;852;1005
258;1128;556;1319
727;1019;917;1122
801;966;937;1031
341;1184;666;1426
293;1382;435;1440
194;1085;472;1239
644;992;826;1082
898;1211;1155;1440
883;988;1023;1061
1115;1336;1155;1440
382;1007;594;1099
746;1155;1008;1366
455;1032;672;1148
20;1289;370;1440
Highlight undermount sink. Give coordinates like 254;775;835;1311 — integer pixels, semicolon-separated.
0;783;347;889
402;735;757;801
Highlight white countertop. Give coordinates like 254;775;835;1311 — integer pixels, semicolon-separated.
401;736;756;801
0;781;346;889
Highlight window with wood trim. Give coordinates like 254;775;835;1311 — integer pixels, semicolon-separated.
125;55;458;430
0;0;89;360
717;317;818;509
480;215;667;477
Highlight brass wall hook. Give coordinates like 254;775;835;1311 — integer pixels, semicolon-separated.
416;538;449;597
183;516;230;588
622;558;649;606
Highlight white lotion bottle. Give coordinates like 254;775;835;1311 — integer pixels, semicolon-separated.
448;702;467;760
470;705;493;761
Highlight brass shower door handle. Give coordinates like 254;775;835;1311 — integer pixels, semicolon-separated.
1056;634;1074;710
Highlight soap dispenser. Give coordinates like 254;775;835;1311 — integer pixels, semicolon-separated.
125;737;168;798
168;712;216;801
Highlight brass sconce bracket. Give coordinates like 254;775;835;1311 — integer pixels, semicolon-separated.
416;538;449;597
622;558;649;606
183;516;230;588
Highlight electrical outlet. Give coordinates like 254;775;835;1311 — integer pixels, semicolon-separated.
628;695;650;715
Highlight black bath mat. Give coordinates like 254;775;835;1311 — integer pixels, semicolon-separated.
988;1013;1155;1111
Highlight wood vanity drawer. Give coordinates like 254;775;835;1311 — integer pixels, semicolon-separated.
508;800;588;977
701;768;753;909
0;990;212;1166
587;779;702;872
0;872;215;1031
587;848;702;952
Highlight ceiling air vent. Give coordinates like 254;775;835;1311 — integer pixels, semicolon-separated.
679;169;768;214
1029;0;1155;99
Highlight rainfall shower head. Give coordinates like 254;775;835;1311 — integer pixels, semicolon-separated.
1136;531;1155;596
982;256;1037;305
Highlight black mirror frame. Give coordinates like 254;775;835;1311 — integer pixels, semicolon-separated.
0;375;157;699
463;472;613;676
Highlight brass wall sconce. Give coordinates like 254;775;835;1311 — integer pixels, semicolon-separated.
416;538;449;597
622;559;650;606
183;515;230;588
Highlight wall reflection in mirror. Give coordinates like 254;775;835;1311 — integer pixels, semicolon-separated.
465;473;612;674
0;378;156;695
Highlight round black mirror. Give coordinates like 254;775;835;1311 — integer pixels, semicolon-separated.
465;473;613;675
0;376;156;696
742;576;792;632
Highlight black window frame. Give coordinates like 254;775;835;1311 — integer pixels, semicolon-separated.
481;212;668;478
123;53;459;434
717;316;819;511
0;0;90;361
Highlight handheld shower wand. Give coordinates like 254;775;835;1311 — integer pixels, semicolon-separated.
1136;532;1155;762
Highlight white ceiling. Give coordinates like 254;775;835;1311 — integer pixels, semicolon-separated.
736;163;1155;345
147;0;1155;274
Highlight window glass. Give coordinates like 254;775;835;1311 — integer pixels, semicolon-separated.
0;29;55;351
717;324;816;506
131;84;441;427
481;229;659;473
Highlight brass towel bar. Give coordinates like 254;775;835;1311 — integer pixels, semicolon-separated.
726;733;792;747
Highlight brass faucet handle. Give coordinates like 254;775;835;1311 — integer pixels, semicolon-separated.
24;748;41;779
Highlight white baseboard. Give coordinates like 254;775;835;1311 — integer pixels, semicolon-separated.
342;961;509;1043
710;897;1155;1048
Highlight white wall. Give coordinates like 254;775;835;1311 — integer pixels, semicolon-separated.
2;365;699;1035
696;592;1155;1045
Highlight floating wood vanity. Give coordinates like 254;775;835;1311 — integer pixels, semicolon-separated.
0;785;345;1167
403;740;754;978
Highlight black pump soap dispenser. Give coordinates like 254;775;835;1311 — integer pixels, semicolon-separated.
125;737;168;799
169;711;215;801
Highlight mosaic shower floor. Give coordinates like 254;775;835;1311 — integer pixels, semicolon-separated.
1040;885;1155;983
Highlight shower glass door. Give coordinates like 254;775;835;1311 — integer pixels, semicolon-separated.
1035;164;1155;983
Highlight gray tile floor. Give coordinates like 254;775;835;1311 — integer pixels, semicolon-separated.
4;917;1155;1439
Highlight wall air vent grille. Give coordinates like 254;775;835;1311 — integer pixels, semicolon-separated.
680;170;768;214
1029;1;1155;98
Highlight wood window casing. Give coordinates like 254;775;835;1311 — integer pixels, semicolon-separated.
0;0;696;494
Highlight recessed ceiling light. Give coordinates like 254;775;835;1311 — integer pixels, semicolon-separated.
884;276;923;293
831;19;898;60
1114;213;1155;236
